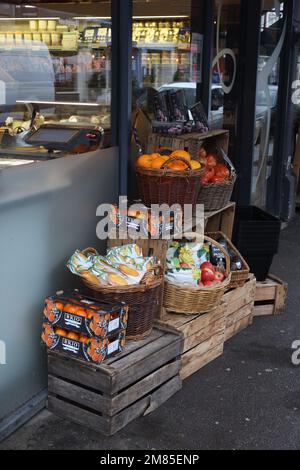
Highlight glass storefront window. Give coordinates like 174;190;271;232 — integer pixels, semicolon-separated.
0;1;111;157
252;1;285;208
131;0;204;120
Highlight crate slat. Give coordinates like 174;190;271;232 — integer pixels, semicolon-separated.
180;344;224;381
253;274;288;317
110;360;181;415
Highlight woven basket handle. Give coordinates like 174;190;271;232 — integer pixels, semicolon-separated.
183;232;231;278
82;247;100;257
160;157;192;171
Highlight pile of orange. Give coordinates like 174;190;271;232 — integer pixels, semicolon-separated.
136;150;202;172
54;327;90;344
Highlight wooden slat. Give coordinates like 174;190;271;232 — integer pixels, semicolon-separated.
161;307;224;337
226;304;253;329
104;328;164;365
48;376;110;415
47;396;110;436
180;343;224;380
253;305;275;317
183;318;225;354
48;353;112;394
110;360;181;415
110;376;182;434
225;316;252;342
110;336;182;394
255;285;277;302
181;330;224;370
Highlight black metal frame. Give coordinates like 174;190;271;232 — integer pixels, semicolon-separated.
111;0;133;197
233;0;263;205
267;0;295;218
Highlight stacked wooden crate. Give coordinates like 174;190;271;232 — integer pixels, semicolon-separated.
47;325;183;436
223;275;256;342
159;306;226;380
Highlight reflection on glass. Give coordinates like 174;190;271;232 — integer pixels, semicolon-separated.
132;0;205;124
212;1;241;135
0;1;112;155
252;0;284;208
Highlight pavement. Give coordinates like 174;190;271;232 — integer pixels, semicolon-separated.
1;215;300;451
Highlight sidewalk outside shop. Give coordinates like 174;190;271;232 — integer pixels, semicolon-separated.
1;214;299;451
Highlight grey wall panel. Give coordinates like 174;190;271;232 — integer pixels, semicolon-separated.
0;148;119;421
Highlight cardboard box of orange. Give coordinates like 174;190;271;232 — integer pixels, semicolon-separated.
42;323;126;364
43;290;128;340
110;200;182;238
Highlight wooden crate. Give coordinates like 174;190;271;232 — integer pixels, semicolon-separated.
185;203;236;240
147;129;229;159
223;274;256;342
158;307;226;380
253;274;288;317
47;326;183;436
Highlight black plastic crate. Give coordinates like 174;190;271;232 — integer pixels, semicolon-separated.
233;206;281;255
241;254;275;282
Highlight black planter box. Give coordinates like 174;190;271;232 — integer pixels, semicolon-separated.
233;206;281;255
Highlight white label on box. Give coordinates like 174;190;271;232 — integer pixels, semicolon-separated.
108;318;120;333
108;339;119;356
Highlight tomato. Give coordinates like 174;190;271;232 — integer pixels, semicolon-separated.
205;154;218;169
201;168;215;183
211;175;226;184
214;164;230;179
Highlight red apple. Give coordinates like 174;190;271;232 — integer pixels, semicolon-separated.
200;262;215;271
201;268;216;283
203;280;214;287
215;271;225;282
198;281;205;288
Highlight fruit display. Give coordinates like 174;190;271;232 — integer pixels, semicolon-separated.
43;291;128;340
41;323;126;365
135;149;202;172
67;244;157;287
165;239;228;288
198;148;232;185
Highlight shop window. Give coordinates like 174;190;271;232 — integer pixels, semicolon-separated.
131;0;204;127
0;1;111;157
252;0;285;208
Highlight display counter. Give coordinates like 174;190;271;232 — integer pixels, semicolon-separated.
0;147;119;422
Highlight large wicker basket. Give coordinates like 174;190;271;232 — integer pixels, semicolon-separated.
206;231;250;289
81;248;163;341
135;157;203;211
163;234;231;315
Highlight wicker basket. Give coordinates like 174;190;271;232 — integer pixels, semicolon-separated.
135;157;203;211
163;234;231;315
81;248;163;341
206;231;250;289
197;148;237;211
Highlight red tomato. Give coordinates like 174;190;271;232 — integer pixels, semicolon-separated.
214;164;230;179
211;175;226;184
201;168;215;183
205;154;218;169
